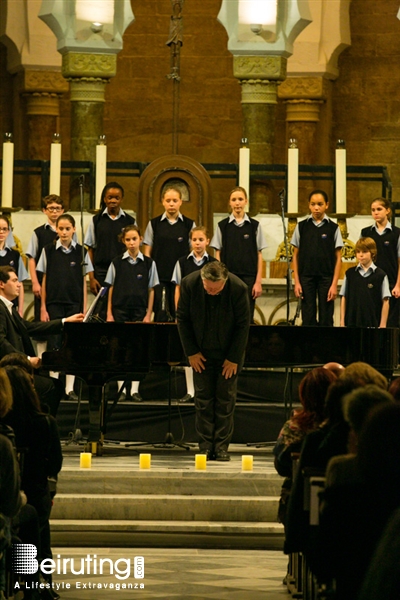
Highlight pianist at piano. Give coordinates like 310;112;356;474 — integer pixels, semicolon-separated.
0;266;84;415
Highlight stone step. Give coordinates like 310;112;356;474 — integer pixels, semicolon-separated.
58;469;282;497
50;519;284;551
52;493;279;522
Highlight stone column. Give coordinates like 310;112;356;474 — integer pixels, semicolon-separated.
278;76;330;213
234;55;287;165
20;71;68;209
62;53;117;209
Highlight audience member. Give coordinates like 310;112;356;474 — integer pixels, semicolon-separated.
2;366;62;594
273;367;336;525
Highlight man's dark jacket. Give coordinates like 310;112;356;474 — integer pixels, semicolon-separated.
176;271;250;366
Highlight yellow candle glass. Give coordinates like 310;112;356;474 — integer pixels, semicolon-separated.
195;454;207;471
80;452;92;469
242;455;254;472
139;454;151;469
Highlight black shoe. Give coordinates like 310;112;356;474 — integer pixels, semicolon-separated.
67;391;78;401
199;449;212;460
215;450;230;462
179;393;193;403
131;392;143;402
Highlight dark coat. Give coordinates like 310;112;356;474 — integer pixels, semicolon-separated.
176;271;250;365
0;300;63;358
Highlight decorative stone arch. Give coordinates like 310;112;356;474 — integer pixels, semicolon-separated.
137;155;213;236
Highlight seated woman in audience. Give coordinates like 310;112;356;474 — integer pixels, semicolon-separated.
284;361;388;555
2;366;62;592
273;367;336;525
318;402;400;600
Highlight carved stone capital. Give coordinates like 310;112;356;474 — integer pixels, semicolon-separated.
285;99;323;122
278;76;328;100
62;53;117;80
23;92;61;116
68;78;108;103
234;56;286;81
240;80;278;105
22;70;69;94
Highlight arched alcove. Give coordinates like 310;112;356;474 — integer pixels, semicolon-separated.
137;155;213;236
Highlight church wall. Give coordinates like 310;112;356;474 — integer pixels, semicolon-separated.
1;1;400;215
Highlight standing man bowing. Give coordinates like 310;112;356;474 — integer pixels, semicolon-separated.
177;262;250;461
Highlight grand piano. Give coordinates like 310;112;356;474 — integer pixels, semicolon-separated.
42;323;399;451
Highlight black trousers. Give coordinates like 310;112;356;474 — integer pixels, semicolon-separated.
300;275;335;327
192;356;238;453
387;292;400;328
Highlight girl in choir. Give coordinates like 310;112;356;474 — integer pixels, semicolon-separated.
0;215;28;315
37;214;93;398
360;197;400;327
105;225;159;323
105;225;159;401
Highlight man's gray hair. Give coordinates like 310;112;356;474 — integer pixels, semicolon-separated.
201;262;228;282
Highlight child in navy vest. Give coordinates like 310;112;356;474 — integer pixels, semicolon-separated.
143;186;194;321
360;197;400;327
105;225;159;402
105;225;159;323
291;190;343;327
0;215;28;316
340;237;390;328
210;186;266;322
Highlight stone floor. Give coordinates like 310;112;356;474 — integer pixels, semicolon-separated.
49;547;289;599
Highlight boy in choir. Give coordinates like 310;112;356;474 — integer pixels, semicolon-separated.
84;182;136;295
291;189;343;326
340;237;390;328
0;215;28;316
172;226;217;402
210;186;266;322
143;185;195;321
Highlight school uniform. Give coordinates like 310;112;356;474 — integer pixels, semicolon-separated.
210;214;267;320
84;208;136;285
291;215;343;327
0;245;29;311
340;263;390;327
37;240;93;349
143;212;194;320
105;251;159;322
171;251;217;285
361;223;400;327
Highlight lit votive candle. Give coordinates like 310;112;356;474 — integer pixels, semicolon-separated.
139;453;151;469
195;454;207;471
242;455;254;472
80;452;92;469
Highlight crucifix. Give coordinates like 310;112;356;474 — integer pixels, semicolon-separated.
166;0;184;154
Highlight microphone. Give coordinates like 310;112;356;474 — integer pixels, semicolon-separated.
78;174;85;185
278;188;286;199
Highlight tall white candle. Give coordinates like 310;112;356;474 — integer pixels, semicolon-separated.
1;135;14;208
49;138;62;196
239;145;250;211
335;145;347;214
287;145;299;213
96;139;107;209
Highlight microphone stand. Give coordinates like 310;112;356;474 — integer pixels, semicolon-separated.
68;174;87;444
278;189;292;323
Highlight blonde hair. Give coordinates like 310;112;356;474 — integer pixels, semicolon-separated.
355;237;377;262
